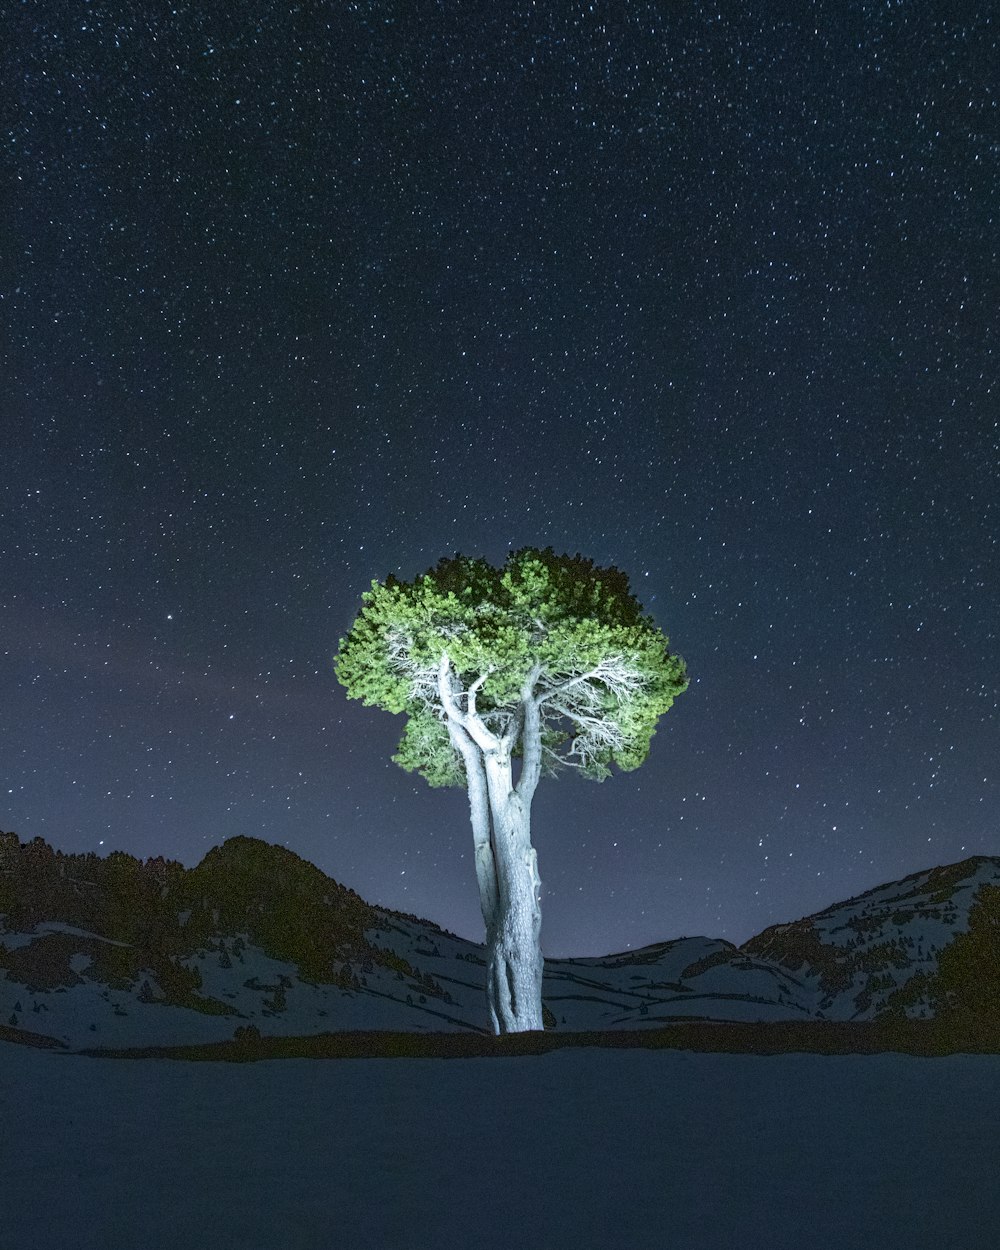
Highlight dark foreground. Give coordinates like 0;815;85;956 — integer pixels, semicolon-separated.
6;1036;1000;1249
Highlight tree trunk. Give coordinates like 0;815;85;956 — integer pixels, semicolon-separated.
452;728;499;931
480;754;544;1033
441;654;544;1034
453;732;504;1033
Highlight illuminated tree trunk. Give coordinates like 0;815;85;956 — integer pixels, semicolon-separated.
481;753;543;1033
441;655;545;1033
449;725;499;937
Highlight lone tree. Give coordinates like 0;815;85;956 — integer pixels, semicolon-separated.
334;548;688;1034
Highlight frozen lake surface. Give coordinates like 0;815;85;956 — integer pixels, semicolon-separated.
3;1041;999;1249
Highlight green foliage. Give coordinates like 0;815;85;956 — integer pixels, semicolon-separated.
335;547;688;787
931;884;1000;1022
393;709;465;786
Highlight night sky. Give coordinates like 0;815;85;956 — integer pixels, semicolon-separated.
5;3;997;956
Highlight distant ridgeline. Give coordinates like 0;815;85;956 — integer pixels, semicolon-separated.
0;831;998;1051
0;831;433;998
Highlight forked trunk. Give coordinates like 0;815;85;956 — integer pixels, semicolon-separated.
480;755;543;1033
443;655;545;1034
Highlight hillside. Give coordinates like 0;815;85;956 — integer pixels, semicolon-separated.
1;832;997;1050
743;856;1000;1021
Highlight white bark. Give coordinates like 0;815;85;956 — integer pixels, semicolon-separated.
381;618;658;1031
420;646;649;1033
437;652;545;1033
482;753;544;1033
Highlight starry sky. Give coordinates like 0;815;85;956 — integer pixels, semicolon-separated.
4;3;998;956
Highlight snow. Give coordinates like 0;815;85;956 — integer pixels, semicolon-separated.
0;921;131;950
3;856;998;1046
2;1039;998;1250
2;923;821;1050
0;931;483;1049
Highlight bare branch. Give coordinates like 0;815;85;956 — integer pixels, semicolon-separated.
541;742;584;770
467;668;492;720
436;651;463;720
536;654;648;709
514;664;544;802
542;700;612;730
384;628;439;709
500;701;524;757
538;692;628;771
436;651;500;753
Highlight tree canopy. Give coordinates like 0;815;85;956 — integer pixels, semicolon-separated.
334;547;688;787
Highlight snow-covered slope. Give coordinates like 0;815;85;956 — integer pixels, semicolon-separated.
0;918;814;1050
2;832;998;1049
743;856;1000;1021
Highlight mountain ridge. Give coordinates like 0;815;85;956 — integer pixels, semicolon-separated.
1;831;997;1049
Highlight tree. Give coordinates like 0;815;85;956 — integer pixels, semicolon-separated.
334;547;688;1033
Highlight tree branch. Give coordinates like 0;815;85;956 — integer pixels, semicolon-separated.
437;651;499;753
536;654;648;707
500;701;524;756
467;669;491;720
538;695;627;770
515;664;544;803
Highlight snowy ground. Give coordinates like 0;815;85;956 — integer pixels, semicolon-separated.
3;1041;999;1250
